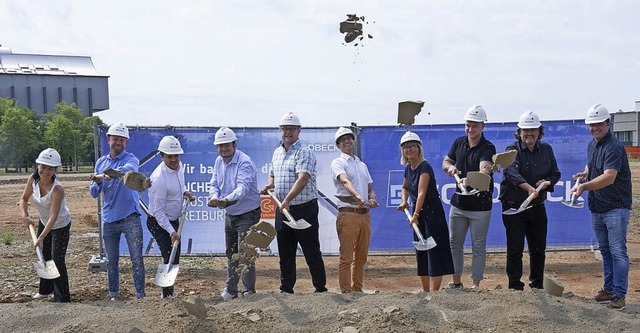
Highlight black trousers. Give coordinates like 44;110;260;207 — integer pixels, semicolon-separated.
37;221;71;302
147;216;180;297
275;199;327;293
501;204;548;290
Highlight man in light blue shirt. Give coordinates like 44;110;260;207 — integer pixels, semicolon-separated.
208;127;261;301
89;123;145;300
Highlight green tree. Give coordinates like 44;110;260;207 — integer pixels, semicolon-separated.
44;115;79;166
0;102;42;172
44;102;105;169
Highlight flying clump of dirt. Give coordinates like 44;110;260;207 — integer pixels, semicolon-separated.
340;14;374;47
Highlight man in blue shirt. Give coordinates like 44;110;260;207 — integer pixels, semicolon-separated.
574;104;632;310
208;127;261;301
89;123;145;300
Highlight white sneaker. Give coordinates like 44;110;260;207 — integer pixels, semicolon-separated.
32;293;48;300
220;290;236;301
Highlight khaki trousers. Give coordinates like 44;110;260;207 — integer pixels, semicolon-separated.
336;211;371;293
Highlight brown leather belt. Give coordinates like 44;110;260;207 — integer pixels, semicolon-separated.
338;207;369;214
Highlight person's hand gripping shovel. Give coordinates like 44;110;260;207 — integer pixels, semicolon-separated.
561;178;585;208
93;169;153;192
503;181;550;216
454;173;478;196
267;190;312;230
154;199;189;287
28;224;60;279
403;209;436;251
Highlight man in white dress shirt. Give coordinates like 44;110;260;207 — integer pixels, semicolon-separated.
147;136;195;299
330;127;379;293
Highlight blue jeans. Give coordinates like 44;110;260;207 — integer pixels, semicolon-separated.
224;207;260;296
103;213;145;299
592;208;630;299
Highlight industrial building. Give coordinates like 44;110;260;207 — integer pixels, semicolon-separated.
0;45;108;117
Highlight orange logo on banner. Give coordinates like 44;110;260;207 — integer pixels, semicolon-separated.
261;196;277;219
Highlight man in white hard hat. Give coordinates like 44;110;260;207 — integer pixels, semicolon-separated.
89;123;146;300
260;112;327;294
573;104;631;310
442;105;496;289
498;111;560;291
330;127;379;293
147;136;195;299
208;127;262;300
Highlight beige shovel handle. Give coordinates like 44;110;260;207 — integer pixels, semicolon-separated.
519;181;551;210
453;173;469;194
267;190;297;223
28;224;46;263
170;199;189;248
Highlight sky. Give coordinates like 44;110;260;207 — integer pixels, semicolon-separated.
1;0;639;128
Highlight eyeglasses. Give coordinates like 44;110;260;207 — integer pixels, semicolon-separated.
280;126;299;133
402;143;419;149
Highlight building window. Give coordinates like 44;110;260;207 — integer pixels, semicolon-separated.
614;131;632;146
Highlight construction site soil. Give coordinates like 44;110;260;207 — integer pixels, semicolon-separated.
1;165;639;332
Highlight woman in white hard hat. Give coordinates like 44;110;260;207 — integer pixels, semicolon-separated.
18;148;72;302
498;111;560;291
397;131;454;292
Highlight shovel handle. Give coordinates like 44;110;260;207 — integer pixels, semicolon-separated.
170;199;189;248
403;208;425;241
267;190;297;223
520;181;551;210
453;173;469;194
411;223;426;243
28;224;45;263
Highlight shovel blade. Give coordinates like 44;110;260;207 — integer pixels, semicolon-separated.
284;218;312;230
502;208;521;216
413;236;437;251
561;199;584;208
456;189;479;196
34;260;60;280
154;263;179;287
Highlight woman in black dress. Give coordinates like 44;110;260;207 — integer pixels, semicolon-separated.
397;131;454;292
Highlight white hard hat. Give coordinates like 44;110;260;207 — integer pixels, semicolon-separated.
107;123;130;139
214;126;237;145
334;127;355;144
585;104;610;124
464;105;487;122
157;136;184;154
400;131;422;146
517;111;542;129
279;112;301;127
36;148;62;167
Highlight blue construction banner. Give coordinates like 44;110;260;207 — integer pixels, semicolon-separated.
102;120;594;255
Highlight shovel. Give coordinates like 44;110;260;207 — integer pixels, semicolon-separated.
403;209;436;251
154;199;189;287
503;181;550;216
453;173;477;196
466;172;492;192
97;169;152;192
267;190;312;230
28;224;60;280
491;150;517;172
561;178;584;208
